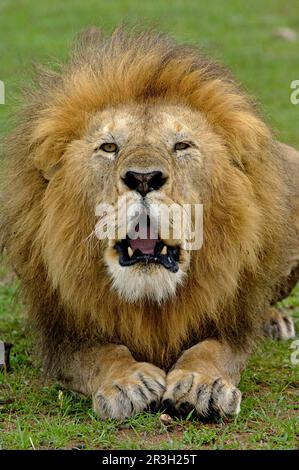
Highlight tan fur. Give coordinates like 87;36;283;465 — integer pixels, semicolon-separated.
1;28;298;419
263;307;295;340
163;339;246;417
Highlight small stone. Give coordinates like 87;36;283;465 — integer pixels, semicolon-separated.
0;342;13;372
272;27;298;41
160;413;173;426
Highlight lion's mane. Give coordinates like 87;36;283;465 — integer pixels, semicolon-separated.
0;28;293;373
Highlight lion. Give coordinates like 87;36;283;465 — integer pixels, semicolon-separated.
1;27;298;420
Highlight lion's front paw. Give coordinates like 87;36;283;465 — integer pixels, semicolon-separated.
162;369;241;418
93;362;166;419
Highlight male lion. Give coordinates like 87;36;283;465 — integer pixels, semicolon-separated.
1;28;298;420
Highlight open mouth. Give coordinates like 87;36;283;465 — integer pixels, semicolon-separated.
115;237;180;273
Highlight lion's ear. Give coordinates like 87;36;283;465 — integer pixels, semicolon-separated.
39;162;62;181
31;136;64;181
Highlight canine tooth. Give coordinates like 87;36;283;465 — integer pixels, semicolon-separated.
128;246;133;257
161;245;167;255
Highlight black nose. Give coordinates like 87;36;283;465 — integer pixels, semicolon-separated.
122;170;167;197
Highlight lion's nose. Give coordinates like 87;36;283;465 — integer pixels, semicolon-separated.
122;170;167;197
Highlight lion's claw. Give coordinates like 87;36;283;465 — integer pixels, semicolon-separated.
162;370;241;418
92;362;166;419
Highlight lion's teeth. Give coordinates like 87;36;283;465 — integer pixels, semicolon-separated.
161;245;167;255
128;246;133;258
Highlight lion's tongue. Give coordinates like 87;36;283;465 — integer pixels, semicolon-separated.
130;238;156;255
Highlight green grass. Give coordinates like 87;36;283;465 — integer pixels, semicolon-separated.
0;0;299;450
0;276;298;449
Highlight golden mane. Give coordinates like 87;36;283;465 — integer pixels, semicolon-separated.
1;27;292;373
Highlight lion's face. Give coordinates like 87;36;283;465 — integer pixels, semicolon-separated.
56;102;229;303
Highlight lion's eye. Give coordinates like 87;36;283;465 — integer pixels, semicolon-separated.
99;142;118;153
174;142;190;151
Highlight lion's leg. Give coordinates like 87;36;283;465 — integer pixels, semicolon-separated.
58;344;166;419
162;339;248;418
263;307;295;341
